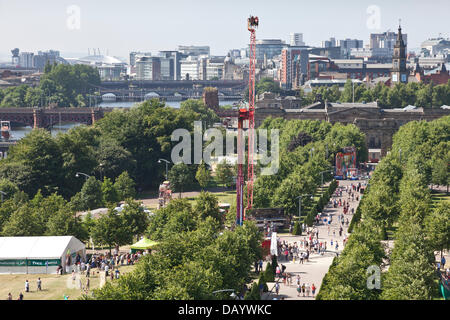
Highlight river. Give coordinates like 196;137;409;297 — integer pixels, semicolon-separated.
9;99;240;140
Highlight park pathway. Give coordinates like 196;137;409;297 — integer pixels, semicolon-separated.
265;179;367;300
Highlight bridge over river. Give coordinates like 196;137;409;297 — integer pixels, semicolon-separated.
0;107;114;129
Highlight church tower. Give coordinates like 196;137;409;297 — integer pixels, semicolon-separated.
390;22;408;85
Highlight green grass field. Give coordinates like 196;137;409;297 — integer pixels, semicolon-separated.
185;190;236;207
0;265;135;300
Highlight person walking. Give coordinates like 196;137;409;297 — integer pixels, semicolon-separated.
25;280;29;293
7;293;12;300
312;283;316;297
301;283;306;297
297;284;301;297
306;283;311;297
37;278;42;291
275;282;280;296
18;292;23;300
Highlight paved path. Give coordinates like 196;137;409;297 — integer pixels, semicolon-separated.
266;179;367;300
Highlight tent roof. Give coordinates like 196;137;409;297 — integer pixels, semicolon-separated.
130;237;159;250
0;236;85;260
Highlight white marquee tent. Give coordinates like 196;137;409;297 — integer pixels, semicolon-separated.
0;236;86;274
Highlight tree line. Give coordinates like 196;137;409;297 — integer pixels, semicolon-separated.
246;77;450;109
299;79;450;108
0;63;101;108
252;117;367;219
317;115;449;300
86;192;263;300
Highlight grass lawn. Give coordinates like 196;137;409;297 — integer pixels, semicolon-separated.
0;265;135;300
185;190;236;207
431;193;450;203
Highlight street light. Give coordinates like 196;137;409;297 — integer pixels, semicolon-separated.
295;194;314;218
0;191;7;202
212;289;239;300
319;170;334;187
99;163;104;181
75;172;90;179
158;158;170;180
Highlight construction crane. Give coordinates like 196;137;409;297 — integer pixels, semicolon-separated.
212;16;258;226
235;15;259;226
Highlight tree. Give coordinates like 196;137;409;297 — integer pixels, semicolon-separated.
2;205;43;236
79;176;104;210
91;209;133;254
4;128;63;196
431;157;449;192
424;202;450;258
95;138;135;180
101;177;119;206
114;171;136;201
0;179;19;200
195;162;211;190
168;163;193;198
56;125;99;198
292;221;302;235
215;160;234;188
121;199;150;239
244;282;261;300
46;208;88;241
194;192;221;222
381;216;436;300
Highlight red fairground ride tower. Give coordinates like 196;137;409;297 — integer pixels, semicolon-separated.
236;15;258;226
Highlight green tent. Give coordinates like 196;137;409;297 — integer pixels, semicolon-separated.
130;237;159;253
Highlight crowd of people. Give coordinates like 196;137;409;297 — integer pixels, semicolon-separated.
264;181;366;299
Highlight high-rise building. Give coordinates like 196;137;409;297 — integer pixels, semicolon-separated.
290;33;305;46
11;48;20;66
321;37;336;48
390;25;408;85
19;52;34;68
180;56;199;80
178;45;210;57
280;46;309;89
254;39;286;62
158;51;181;80
370;31;407;58
129;51;151;67
205;57;225;80
338;39;363;58
33;50;63;71
135;56;161;80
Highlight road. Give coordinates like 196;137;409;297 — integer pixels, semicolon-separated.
264;179;367;300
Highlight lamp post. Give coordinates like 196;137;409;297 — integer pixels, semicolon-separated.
99;163;104;181
296;194;314;218
0;191;6;202
75;172;90;179
319;170;334;187
212;289;239;300
158;159;170;180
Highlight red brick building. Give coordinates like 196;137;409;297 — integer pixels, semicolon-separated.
414;63;450;85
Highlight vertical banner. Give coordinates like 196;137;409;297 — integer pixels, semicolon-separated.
270;232;278;256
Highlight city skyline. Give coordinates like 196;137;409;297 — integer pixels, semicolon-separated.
1;0;449;61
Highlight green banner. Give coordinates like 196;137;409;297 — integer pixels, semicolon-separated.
0;259;26;266
0;259;60;267
27;259;60;267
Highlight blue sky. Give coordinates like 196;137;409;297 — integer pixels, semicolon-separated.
0;0;449;60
